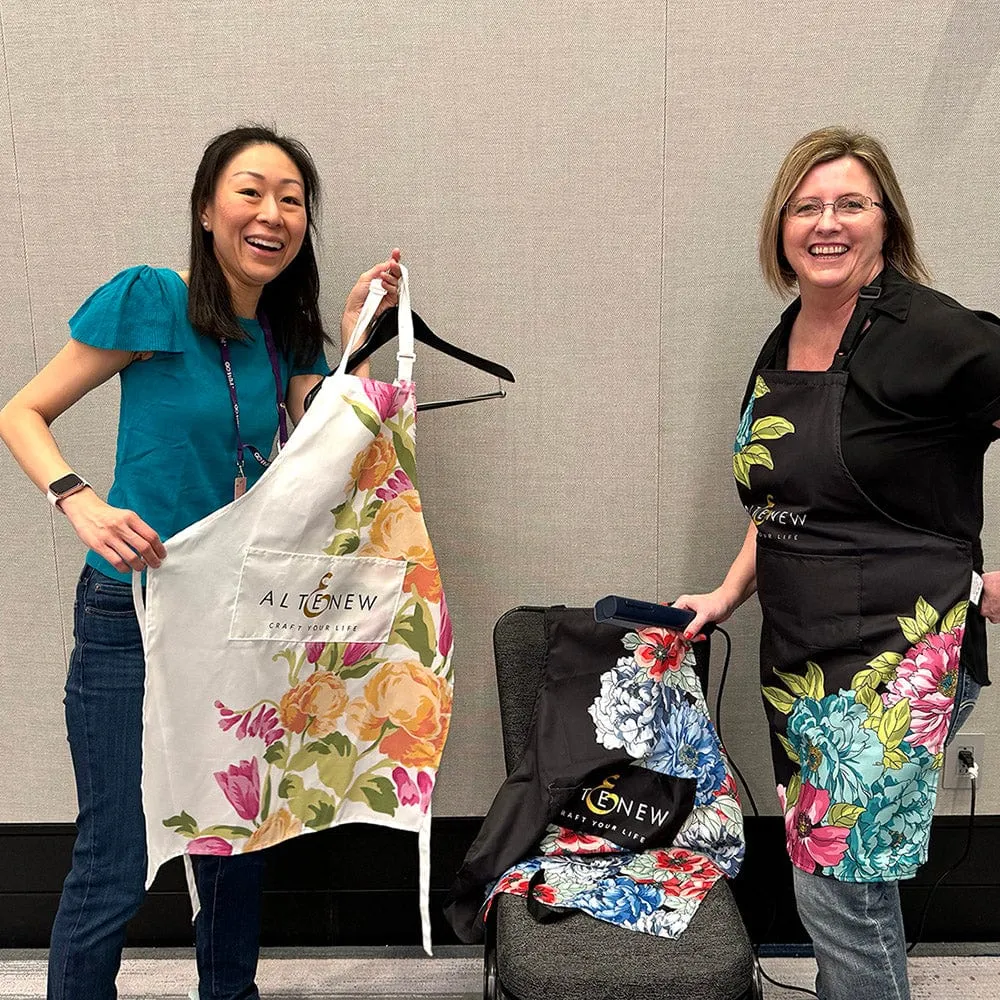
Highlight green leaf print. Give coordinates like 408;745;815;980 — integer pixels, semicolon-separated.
339;657;382;680
360;497;383;525
773;662;824;701
877;699;911;751
392;429;418;487
854;684;884;728
741;443;774;469
733;452;753;489
391;597;435;669
852;651;903;691
762;685;796;714
750;416;795;441
200;824;253;839
897;616;923;645
287;742;332;773
941;600;969;634
914;597;940;635
777;733;800;764
331;498;359;532
827;803;864;829
316;734;359;797
785;772;802;808
163;811;199;837
348;774;397;816
753;376;770;399
264;740;288;767
325;531;361;556
278;774;339;830
260;772;272;822
898;596;940;644
347;399;381;437
883;747;909;770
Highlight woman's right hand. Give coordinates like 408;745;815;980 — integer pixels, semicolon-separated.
673;588;741;640
59;489;166;573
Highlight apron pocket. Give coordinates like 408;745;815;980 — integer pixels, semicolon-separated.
756;546;864;657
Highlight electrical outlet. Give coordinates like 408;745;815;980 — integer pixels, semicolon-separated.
941;733;985;789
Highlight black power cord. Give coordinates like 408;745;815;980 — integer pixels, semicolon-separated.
713;625;759;818
906;751;978;954
712;626;818;997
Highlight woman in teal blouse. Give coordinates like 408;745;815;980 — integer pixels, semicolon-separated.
0;126;401;1000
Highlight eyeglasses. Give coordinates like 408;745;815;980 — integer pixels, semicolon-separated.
785;193;884;219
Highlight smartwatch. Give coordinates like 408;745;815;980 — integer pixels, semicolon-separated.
46;473;90;508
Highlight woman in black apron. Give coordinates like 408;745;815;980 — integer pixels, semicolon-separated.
677;127;1000;1000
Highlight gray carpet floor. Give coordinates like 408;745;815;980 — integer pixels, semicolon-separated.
1;947;998;999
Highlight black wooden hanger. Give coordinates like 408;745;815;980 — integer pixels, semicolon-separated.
346;307;515;412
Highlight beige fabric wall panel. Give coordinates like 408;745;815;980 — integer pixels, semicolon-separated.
658;0;1000;816
0;16;77;822
2;1;666;818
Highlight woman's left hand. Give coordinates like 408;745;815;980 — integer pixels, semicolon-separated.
981;570;1000;623
340;248;402;350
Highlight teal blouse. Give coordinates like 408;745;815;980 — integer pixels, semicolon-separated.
69;266;330;582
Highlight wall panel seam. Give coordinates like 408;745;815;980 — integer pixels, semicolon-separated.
0;4;69;666
656;0;668;597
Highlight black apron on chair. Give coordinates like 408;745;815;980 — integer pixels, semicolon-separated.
735;280;979;882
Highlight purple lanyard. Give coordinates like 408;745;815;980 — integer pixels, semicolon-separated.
219;316;289;477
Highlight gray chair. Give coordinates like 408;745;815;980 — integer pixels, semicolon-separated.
483;606;761;1000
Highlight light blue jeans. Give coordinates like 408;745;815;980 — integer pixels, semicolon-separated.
792;668;981;1000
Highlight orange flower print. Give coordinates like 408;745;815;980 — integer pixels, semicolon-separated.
243;808;303;852
349;434;397;491
347;660;452;769
361;490;436;570
279;670;349;738
405;561;442;602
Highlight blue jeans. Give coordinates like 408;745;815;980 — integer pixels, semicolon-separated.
792;666;981;1000
48;566;264;1000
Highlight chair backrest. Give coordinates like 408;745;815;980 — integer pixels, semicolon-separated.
492;605;712;776
491;606;549;774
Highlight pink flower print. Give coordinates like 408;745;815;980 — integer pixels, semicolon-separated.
634;627;688;680
780;781;850;871
882;626;964;756
375;470;414;502
188;836;234;856
438;594;453;658
392;766;420;806
214;758;261;822
416;770;434;813
306;642;327;664
216;700;246;734
392;767;434;812
343;641;382;668
363;380;405;421
245;704;285;747
216;701;284;747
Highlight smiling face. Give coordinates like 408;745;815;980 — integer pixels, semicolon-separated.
201;143;308;316
781;156;886;296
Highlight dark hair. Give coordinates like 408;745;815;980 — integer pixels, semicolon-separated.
188;125;330;367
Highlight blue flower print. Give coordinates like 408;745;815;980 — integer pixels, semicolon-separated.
571;876;664;924
835;745;936;881
647;688;727;805
735;398;754;454
786;690;884;803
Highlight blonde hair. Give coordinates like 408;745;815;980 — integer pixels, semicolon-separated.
758;127;929;296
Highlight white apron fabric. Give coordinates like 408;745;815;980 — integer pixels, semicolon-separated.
135;268;452;954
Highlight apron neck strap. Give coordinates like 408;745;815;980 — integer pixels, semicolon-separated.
829;272;884;371
334;264;415;382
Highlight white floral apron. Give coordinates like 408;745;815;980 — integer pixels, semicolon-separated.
135;267;452;953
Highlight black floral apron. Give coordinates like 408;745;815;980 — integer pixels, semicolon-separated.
735;281;978;882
